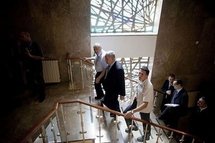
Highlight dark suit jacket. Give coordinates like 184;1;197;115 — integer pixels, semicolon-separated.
161;80;175;110
103;61;125;100
160;88;188;127
190;107;209;140
171;88;188;113
161;80;174;93
102;61;125;111
161;80;171;92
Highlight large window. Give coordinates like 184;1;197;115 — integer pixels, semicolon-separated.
91;0;162;34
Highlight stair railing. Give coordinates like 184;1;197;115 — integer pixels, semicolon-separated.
21;99;203;143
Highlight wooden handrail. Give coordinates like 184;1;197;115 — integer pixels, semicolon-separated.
153;88;166;95
20;102;59;143
21;99;201;143
60;100;195;137
66;57;94;66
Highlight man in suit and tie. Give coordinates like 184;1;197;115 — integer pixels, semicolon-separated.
158;79;188;128
153;73;175;116
101;51;126;118
160;73;175;111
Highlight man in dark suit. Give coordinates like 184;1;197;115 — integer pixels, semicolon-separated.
160;73;175;111
101;51;125;117
158;79;188;128
154;73;176;116
189;96;209;142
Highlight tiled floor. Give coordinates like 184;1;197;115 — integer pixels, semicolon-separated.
1;82;171;143
2;82;80;143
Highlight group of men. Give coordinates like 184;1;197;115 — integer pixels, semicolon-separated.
86;42;210;142
85;43;154;142
84;43;126;115
154;73;209;142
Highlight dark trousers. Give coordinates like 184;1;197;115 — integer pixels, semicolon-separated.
102;95;121;112
26;70;46;101
123;98;137;127
123;98;151;136
161;94;172;112
140;112;151;137
159;107;181;128
94;72;104;98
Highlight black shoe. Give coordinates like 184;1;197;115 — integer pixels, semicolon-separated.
137;135;150;142
125;126;138;133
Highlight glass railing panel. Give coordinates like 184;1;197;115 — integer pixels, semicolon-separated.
56;102;112;143
22;100;203;143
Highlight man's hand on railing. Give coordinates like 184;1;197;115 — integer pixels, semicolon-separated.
79;57;94;65
82;56;95;61
124;110;134;119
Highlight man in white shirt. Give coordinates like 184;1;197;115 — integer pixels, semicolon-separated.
124;66;154;142
84;43;107;100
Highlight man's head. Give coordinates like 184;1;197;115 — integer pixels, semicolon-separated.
139;66;150;81
168;73;175;83
93;43;102;55
18;32;32;45
197;96;208;109
105;51;116;65
173;79;183;90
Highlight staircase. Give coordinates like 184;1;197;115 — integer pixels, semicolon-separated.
31;98;174;143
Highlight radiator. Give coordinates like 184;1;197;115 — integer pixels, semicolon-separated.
42;60;61;83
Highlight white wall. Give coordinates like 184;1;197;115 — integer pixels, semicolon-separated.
91;34;157;58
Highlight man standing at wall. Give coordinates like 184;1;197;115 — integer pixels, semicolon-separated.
19;31;46;103
153;73;175;116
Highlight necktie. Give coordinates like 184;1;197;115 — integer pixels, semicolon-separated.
95;56;100;65
105;65;110;79
171;90;178;103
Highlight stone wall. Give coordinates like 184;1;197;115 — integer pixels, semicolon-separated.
151;0;215;92
1;0;91;82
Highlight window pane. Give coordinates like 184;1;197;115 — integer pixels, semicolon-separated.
91;0;163;34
